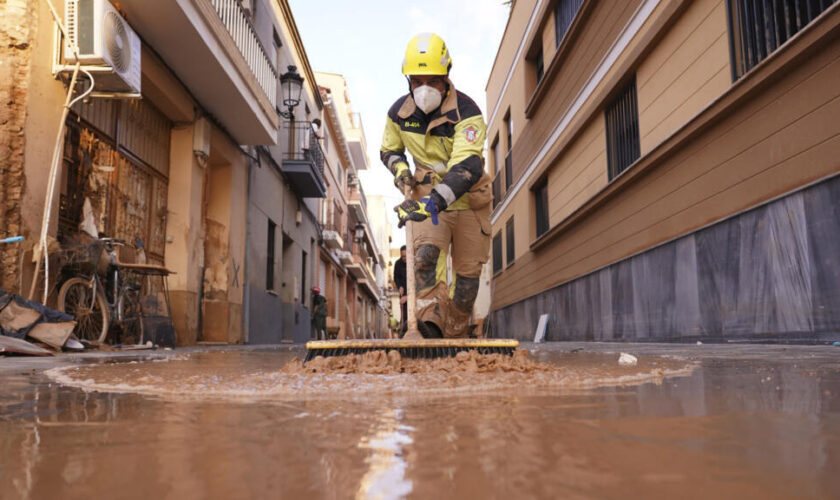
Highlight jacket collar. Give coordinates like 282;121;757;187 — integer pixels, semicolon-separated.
397;78;460;129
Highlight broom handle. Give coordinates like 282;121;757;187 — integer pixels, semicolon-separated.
403;185;423;340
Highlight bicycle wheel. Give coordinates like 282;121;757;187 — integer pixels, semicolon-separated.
58;277;110;343
118;288;144;345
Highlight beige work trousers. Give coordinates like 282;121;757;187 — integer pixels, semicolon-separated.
412;205;491;337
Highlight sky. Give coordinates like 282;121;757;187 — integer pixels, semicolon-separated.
289;1;511;248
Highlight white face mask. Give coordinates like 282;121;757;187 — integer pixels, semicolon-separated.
413;85;442;114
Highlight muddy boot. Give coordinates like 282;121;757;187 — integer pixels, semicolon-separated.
444;275;480;338
417;320;443;339
444;307;471;338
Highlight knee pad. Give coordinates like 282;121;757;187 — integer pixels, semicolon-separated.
452;275;480;312
415;244;441;291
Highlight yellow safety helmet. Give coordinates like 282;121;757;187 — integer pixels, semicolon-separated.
402;33;452;76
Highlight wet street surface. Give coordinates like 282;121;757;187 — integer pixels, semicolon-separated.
1;343;839;499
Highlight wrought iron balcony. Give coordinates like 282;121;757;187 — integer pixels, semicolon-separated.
280;121;326;198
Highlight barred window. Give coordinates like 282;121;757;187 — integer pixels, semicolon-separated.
504;110;514;191
492;135;502;208
504;150;513;192
555;0;585;48
506;217;515;266
492;172;502;210
727;0;837;79
605;76;640;180
534;178;549;237
492;233;503;274
267;219;276;290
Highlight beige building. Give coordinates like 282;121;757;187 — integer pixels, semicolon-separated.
487;0;840;342
0;0;326;345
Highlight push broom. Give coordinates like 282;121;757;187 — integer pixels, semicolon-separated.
304;186;518;362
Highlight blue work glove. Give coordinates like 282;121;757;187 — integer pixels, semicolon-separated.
394;196;439;228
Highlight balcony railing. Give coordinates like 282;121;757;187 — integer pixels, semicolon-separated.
282;121;325;171
279;121;326;198
209;0;277;108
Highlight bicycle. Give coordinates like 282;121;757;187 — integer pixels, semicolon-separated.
57;237;144;344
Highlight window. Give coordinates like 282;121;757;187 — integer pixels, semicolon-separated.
505;217;515;266
491;136;502;208
504;110;513;149
504;110;513;191
272;28;283;71
266;219;276;290
535;48;545;83
534;178;549;237
492;233;503;274
555;0;585;48
605;76;640;180
301;249;307;305
726;0;835;79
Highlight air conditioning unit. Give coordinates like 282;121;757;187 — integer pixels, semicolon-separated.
64;0;141;94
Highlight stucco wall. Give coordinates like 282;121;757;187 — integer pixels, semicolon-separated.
0;0;36;292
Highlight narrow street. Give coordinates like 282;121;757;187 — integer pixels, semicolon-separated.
3;0;840;498
2;343;840;498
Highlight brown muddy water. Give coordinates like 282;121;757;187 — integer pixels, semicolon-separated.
1;345;839;499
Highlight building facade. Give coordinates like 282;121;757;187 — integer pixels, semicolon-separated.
0;0;326;345
243;0;325;344
487;0;840;342
364;193;395;322
314;72;386;339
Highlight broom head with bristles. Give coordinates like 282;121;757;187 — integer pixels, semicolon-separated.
304;338;519;362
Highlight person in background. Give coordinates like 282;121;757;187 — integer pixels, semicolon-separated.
393;245;407;336
311;286;327;340
388;316;399;338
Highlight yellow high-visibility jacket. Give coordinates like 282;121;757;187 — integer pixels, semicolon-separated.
380;81;491;211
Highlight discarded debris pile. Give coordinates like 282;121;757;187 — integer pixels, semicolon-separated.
0;289;78;355
283;349;550;375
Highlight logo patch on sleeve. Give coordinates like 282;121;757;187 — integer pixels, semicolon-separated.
464;126;478;143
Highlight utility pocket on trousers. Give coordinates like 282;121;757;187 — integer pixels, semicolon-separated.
475;206;491;264
474;205;491;236
468;174;493;210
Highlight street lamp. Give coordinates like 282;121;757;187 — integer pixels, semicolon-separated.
355;223;365;243
279;65;304;119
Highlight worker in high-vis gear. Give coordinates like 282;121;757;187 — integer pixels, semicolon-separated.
381;33;492;338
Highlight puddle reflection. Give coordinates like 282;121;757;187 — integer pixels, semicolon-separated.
0;349;838;499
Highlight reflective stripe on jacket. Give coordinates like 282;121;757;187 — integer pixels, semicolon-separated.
380;81;489;211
